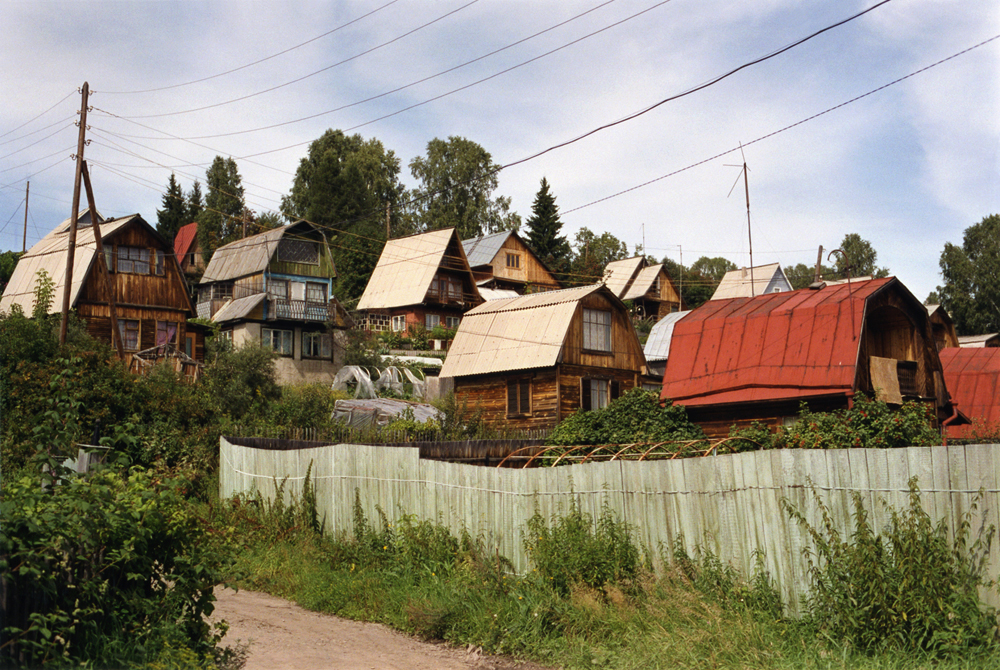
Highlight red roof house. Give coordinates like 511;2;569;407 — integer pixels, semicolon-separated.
173;222;205;278
940;347;1000;439
659;278;955;437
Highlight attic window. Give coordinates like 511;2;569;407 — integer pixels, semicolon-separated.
278;239;319;265
506;253;521;269
117;246;150;274
897;360;918;396
583;309;612;352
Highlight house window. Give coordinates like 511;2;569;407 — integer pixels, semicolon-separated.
269;280;289;300
219;330;233;344
506;253;521;269
772;287;782;293
425;314;441;329
445;315;461;329
262;328;293;355
213;283;234;300
155;250;165;276
391;315;407;332
185;333;195;358
118;319;140;351
448;278;463;301
156;321;178;347
581;378;621;411
897;360;918;396
306;282;327;303
277;239;319;264
117;246;150;274
507;379;531;416
104;247;114;272
583;309;612;352
302;331;332;359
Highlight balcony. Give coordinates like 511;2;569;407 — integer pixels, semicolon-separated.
268;298;332;322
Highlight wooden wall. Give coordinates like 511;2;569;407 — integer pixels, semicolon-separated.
562;292;647;372
220;439;1000;614
487;235;560;290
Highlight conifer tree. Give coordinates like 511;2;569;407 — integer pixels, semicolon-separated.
196;157;245;261
155;173;188;243
525;177;570;276
187;180;204;223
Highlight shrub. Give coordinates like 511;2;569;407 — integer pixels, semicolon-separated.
779;394;940;450
547;388;705;446
783;478;998;656
202;338;280;420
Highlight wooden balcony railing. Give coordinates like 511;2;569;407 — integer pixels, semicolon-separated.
268;298;331;322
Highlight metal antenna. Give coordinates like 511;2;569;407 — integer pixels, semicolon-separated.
725;144;754;296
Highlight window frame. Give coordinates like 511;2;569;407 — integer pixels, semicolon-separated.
582;308;612;353
155;320;179;347
262;327;294;356
277;238;320;265
117;246;151;275
302;331;332;359
505;252;521;269
506;378;531;417
425;314;441;329
445;315;461;329
118;319;141;351
269;279;290;300
581;378;621;411
391;315;407;332
306;281;327;304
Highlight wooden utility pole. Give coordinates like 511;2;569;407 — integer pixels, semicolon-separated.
813;245;824;284
727;145;754;296
81;161;124;358
60;82;89;345
386;201;391;240
21;181;29;253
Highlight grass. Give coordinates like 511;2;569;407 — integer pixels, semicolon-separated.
208;487;1000;670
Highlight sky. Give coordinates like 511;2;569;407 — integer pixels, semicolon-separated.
1;0;997;303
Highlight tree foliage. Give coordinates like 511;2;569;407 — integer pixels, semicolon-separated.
187;179;204;222
407;136;520;239
156;172;188;243
0;249;23;292
524;177;570;277
567;227;628;286
937;214;1000;335
689;256;736;283
196;156;245;261
282;129;404;303
836;233;889;279
547;389;705;446
660;256;735;310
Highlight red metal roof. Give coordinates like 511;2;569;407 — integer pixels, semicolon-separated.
173;222;198;258
940;347;1000;438
660;278;895;407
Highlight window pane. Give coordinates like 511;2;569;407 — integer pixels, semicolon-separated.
306;282;326;303
583;309;611;352
118;320;140;351
270;280;289;300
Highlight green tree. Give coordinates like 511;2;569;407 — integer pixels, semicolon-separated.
0;250;23;292
784;261;837;290
196;157;245;261
155;173;188;243
524;177;570;277
567;228;628;286
937;214;1000;335
689;256;736;283
282;129;404;304
836;233;889;279
187;180;204;222
407;136;520;239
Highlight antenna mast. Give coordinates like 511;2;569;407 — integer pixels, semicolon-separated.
727;145;754;296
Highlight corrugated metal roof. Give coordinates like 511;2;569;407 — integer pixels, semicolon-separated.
462;230;513;267
660;278;895;407
200;226;285;283
643;310;691;362
212;293;266;323
940;347;1000;437
357;228;471;310
478;286;520;301
174;222;198;258
440;284;603;378
1;215;137;315
603;256;644;298
623;264;663;300
711;263;789;300
959;333;1000;348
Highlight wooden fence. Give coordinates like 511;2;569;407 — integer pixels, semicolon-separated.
219;439;1000;613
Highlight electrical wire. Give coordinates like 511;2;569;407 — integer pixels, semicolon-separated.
0;124;76;162
0;90;77;140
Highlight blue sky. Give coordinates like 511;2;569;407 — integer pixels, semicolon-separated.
1;0;997;302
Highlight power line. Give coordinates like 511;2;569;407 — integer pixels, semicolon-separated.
97;0;403;95
0;123;76;162
0;90;77;140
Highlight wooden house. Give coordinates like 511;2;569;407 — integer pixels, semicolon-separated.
462;230;560;294
197;220;352;384
173;222;206;280
439;284;649;430
356;228;483;333
659;278;956;437
603;256;683;319
958;333;1000;348
926;304;960;350
940;347;1000;439
711;262;792;300
1;209;204;368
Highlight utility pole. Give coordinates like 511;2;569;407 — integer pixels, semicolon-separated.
82;161;124;358
727;145;754;296
60;82;89;346
678;245;683;308
386;201;391;240
22;181;29;253
813;245;824;284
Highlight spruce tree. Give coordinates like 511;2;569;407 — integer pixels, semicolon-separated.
187;180;204;223
525;177;570;276
156;173;188;242
196;157;245;261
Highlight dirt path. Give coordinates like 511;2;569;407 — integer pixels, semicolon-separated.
211;588;554;670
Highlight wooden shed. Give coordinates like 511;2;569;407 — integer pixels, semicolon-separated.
659;278;955;437
462;230;560;294
603;256;683;320
439;284;649;430
1;209;204;365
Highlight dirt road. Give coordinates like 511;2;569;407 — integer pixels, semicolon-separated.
212;588;553;670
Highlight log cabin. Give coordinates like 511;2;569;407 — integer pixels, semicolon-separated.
356;228;483;334
1;209;205;371
659;278;956;437
439;284;650;430
603;256;683;320
462;230;560;294
197;220;352;385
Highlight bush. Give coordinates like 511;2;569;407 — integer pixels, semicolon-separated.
784;478;998;656
547;388;705;446
202;338;280;420
780;394;940;450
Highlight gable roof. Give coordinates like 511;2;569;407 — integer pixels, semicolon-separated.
2;213;144;314
643;310;691;362
660;278;897;407
711;263;790;300
440;284;610;378
174;222;198;258
603;256;645;298
623;263;671;300
940;347;1000;436
357;228;478;310
462;230;515;267
201;221;326;284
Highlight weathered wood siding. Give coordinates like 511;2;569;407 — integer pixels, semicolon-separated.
220;439;1000;614
267;233;336;279
563;292;647;371
454;370;560;430
486;235;560;290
